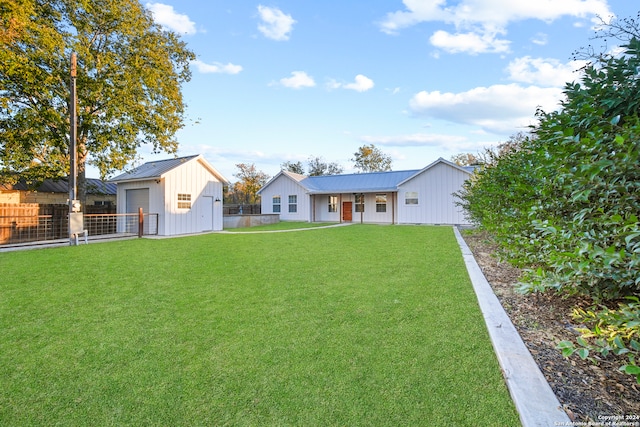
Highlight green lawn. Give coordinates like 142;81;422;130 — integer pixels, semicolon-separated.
228;221;338;232
0;225;519;426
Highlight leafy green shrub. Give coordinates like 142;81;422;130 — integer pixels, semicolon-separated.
456;36;640;381
557;297;640;383
458;39;640;299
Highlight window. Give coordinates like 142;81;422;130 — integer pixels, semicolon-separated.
273;196;281;213
405;191;418;205
376;194;387;213
355;194;365;213
328;195;337;213
288;195;297;213
177;193;191;209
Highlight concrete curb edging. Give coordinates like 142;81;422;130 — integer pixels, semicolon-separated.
453;227;571;427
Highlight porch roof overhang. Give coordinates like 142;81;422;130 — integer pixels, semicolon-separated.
307;187;398;195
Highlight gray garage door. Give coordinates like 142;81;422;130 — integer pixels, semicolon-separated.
125;188;149;213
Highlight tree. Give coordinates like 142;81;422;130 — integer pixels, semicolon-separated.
281;160;304;175
232;163;269;204
0;0;35;45
450;153;480;166
0;0;195;205
351;144;392;173
306;156;343;176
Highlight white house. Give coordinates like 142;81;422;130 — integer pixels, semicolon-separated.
258;157;473;225
110;155;229;235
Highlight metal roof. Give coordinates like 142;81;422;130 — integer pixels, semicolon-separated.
6;177;116;195
109;155;201;182
301;169;421;194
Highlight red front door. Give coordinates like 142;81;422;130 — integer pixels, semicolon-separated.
342;202;352;221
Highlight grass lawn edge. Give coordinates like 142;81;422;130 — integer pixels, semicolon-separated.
453;227;571;427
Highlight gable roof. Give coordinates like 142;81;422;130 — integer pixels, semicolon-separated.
397;157;472;186
109;154;228;184
257;170;307;195
2;177;117;195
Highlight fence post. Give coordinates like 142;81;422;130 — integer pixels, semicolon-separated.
138;207;143;238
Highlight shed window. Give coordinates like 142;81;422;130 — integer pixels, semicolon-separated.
328;195;337;213
177;193;191;209
376;194;387;212
273;196;281;213
288;195;297;213
355;194;365;213
405;191;418;205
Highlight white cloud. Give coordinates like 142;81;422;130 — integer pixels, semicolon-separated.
257;5;296;41
531;32;548;45
275;71;316;89
430;29;510;54
381;0;612;31
327;74;375;92
506;57;585;87
360;133;468;147
409;84;563;134
191;60;243;75
380;0;613;54
344;75;375;92
146;3;197;35
379;0;449;35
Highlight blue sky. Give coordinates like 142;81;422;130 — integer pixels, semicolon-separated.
113;0;638;181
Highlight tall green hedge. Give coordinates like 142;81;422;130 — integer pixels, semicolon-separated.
457;39;640;381
460;38;640;300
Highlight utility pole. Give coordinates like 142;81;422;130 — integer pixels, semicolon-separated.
68;52;81;245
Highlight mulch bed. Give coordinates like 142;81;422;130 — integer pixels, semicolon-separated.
461;230;640;423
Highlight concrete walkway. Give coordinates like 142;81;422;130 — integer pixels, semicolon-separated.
453;227;571;427
218;222;353;234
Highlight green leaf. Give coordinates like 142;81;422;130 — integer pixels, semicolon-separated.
577;348;589;360
613;335;626;349
620;364;640;375
557;341;575;357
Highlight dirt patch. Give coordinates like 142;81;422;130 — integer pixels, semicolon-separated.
461;230;640;423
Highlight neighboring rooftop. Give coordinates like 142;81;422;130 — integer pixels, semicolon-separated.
1;177;116;195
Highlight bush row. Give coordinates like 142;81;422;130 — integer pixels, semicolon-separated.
457;39;640;382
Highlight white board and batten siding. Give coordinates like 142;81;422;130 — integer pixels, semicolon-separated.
397;161;471;225
259;172;311;221
161;158;224;235
312;194;341;223
112;155;227;236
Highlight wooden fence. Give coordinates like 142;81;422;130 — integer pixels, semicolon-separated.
0;203;39;243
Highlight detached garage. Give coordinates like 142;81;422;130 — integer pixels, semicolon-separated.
110;155;229;236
